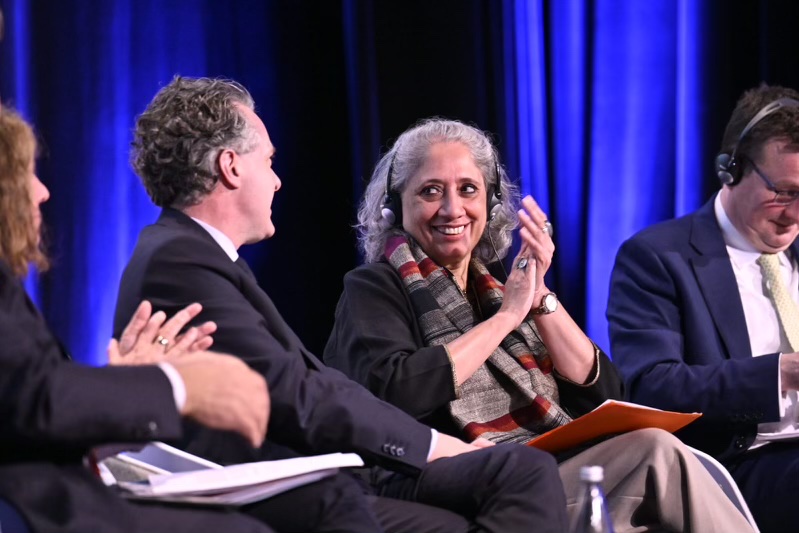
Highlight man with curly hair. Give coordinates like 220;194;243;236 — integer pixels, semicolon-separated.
0;104;277;532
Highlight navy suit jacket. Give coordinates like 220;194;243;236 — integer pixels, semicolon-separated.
607;195;793;462
113;209;433;475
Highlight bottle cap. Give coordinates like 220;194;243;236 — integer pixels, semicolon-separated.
579;465;604;483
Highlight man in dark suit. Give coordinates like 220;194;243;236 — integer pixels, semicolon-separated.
0;262;376;533
607;84;799;533
114;75;569;533
1;103;400;533
0;104;279;532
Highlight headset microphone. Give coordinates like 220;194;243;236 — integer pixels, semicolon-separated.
716;97;799;186
380;205;396;226
380;153;402;226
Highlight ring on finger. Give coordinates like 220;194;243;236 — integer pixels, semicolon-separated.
542;220;553;238
155;335;169;348
517;258;529;270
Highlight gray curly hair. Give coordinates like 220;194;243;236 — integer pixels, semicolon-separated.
358;118;519;264
131;76;260;208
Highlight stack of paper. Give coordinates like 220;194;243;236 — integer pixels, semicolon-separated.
109;442;364;506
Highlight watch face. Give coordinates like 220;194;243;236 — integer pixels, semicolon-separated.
543;293;558;313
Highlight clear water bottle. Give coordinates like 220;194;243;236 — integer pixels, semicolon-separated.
571;465;615;533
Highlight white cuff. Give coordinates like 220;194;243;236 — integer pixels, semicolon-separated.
158;362;187;412
426;429;439;461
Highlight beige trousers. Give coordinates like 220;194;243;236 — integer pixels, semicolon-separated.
558;428;754;533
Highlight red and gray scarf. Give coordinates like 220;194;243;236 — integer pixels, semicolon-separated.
384;234;572;444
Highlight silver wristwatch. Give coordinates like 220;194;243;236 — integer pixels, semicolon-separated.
531;292;558;315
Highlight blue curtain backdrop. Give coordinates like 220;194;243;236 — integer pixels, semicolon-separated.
504;0;707;349
1;0;797;364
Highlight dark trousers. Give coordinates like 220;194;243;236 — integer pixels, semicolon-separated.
245;472;383;532
728;442;799;533
3;447;567;533
376;444;568;533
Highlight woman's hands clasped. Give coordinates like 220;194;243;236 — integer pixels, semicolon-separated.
499;195;555;326
517;195;554;297
107;300;217;365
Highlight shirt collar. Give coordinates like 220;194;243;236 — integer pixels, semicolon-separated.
714;192;792;268
714;193;759;253
190;217;239;262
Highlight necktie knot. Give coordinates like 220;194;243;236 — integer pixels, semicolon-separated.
757;252;781;271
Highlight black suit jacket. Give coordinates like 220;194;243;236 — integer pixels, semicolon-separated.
0;260;183;463
0;260;251;533
113;209;433;474
607;195;788;461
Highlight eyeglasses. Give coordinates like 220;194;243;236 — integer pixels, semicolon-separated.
746;157;799;206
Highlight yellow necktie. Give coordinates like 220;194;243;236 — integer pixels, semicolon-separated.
758;253;799;351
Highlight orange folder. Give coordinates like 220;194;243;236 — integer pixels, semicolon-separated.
527;400;701;454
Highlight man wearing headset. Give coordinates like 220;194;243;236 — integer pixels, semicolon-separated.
607;84;799;533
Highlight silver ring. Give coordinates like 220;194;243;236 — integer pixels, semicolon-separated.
155;335;169;347
542;221;553;237
517;258;528;270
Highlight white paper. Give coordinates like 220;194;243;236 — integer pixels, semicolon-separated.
111;442;365;506
145;452;364;496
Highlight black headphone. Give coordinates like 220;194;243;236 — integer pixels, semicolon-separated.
380;152;503;226
716;97;799;186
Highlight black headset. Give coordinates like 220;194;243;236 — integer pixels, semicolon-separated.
380;151;503;227
716;97;799;186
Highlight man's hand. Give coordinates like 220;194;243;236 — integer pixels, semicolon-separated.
427;433;482;462
470;437;495;448
172;352;269;448
781;352;799;391
108;301;217;365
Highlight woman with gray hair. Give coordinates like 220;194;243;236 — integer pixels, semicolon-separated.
325;118;755;532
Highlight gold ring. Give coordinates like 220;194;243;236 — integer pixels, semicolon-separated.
155;335;169;347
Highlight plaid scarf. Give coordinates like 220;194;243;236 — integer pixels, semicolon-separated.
384;234;572;444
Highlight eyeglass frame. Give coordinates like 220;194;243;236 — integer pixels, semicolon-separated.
743;155;799;206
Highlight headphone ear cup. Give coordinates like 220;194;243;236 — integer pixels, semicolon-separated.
487;189;502;221
381;192;402;227
716;153;737;186
488;160;504;222
380;206;396;226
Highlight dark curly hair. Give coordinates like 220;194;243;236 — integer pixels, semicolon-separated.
719;84;799;173
131;76;259;208
0;106;49;276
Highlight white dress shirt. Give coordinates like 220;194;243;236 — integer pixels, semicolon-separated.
715;194;799;448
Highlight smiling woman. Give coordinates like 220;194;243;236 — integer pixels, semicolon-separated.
324;117;757;532
399;141;488;285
